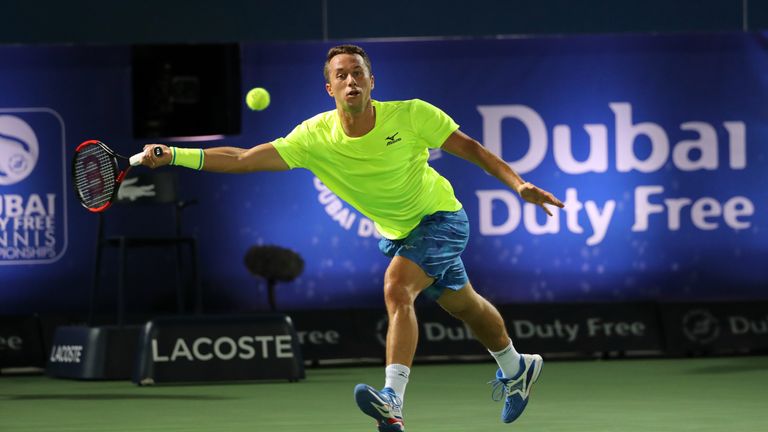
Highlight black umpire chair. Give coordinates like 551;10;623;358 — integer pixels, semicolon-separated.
89;171;201;326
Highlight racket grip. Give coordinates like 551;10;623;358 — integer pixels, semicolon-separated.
129;146;163;166
129;152;144;166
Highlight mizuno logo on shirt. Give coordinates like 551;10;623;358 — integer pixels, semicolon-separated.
386;132;402;146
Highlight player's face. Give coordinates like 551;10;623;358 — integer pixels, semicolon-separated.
325;53;374;114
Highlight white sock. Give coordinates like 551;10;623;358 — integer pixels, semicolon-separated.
489;339;522;379
384;363;410;400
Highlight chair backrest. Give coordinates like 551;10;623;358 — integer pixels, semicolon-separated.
116;172;178;205
104;171;192;238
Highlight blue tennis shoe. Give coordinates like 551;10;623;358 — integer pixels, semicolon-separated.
354;384;405;431
489;353;543;423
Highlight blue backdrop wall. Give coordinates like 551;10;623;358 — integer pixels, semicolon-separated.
1;32;767;314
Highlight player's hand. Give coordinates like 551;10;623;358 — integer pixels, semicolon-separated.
141;144;172;169
516;182;565;216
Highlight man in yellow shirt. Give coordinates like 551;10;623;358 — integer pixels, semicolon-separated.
141;44;563;431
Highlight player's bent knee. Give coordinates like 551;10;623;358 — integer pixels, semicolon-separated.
383;282;417;307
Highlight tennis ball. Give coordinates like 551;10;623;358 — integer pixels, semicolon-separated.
246;87;270;111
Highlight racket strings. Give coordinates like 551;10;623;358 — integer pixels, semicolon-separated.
73;145;118;208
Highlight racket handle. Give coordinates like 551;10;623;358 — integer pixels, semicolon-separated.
129;152;144;166
129;146;163;166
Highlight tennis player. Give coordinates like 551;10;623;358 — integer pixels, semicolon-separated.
140;44;564;431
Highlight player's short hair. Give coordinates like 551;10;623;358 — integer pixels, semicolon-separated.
324;44;373;83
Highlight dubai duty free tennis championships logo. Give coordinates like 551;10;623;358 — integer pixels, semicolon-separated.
0;115;38;184
0;109;68;265
682;309;720;345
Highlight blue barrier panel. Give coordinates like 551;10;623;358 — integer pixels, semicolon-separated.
46;325;140;379
660;302;768;355
133;314;304;384
289;304;662;362
0;315;45;369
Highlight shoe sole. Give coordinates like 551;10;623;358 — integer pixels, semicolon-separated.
354;384;404;431
355;384;387;420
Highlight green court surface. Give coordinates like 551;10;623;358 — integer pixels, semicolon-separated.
2;356;767;432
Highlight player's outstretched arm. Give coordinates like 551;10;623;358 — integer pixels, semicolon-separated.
441;130;564;216
138;143;289;173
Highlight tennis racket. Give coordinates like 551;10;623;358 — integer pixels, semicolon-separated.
72;140;162;212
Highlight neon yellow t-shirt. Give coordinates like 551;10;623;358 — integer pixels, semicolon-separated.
272;99;462;239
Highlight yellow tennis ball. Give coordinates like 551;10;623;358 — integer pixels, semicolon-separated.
246;87;270;111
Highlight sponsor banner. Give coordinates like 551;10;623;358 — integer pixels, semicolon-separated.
45;325;140;379
660;302;768;354
0;315;45;368
286;309;384;362
288;303;662;361
0;45;134;315
2;34;768;314
411;308;485;357
498;303;661;354
0;109;67;265
287;308;482;362
114;172;178;205
224;33;768;308
133;314;305;384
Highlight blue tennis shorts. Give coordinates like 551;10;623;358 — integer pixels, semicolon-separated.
378;208;470;300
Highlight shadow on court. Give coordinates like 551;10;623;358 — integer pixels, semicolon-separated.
2;393;236;401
